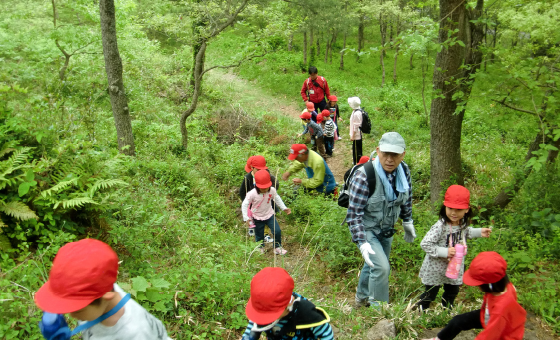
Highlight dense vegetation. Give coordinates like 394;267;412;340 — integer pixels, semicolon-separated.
0;0;559;339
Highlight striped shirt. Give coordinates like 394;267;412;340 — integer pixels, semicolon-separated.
345;161;412;245
323;120;335;138
302;121;324;138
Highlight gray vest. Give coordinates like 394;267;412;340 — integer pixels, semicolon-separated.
357;165;409;232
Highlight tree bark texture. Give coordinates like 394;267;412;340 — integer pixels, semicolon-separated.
303;31;307;65
429;0;484;203
99;0;135;156
181;41;206;149
357;15;364;61
409;53;414;69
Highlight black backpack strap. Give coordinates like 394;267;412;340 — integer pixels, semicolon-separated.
363;161;376;198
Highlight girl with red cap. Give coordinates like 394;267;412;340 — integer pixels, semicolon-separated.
417;185;492;310
241;170;291;255
325;95;342;140
423;251;526;340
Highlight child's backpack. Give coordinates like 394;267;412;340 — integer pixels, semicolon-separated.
359;108;372;134
338;161;376;208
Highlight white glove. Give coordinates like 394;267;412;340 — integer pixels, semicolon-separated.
403;221;416;243
359;243;375;268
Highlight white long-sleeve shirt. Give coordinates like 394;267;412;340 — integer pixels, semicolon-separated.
242;187;287;221
349;109;362;140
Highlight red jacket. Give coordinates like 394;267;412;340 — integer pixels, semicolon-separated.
301;76;330;104
476;283;526;340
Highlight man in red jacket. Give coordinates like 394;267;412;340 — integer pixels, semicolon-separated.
300;66;331;112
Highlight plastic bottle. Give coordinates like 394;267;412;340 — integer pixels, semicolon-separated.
40;312;71;340
445;244;465;279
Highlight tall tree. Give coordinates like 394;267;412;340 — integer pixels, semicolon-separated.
429;0;485;203
99;0;135;156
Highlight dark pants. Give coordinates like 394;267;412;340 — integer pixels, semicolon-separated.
438;309;482;340
253;215;282;248
313;98;327;112
324;136;334;156
315;136;327;158
417;284;460;310
352;139;363;165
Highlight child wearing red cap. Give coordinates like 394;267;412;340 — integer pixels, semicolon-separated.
423;251;526;340
34;239;172;340
322;110;335;158
242;170;291;255
305;101;319;123
242;267;334;340
417;185;492;310
297;111;327;159
325;95;341;140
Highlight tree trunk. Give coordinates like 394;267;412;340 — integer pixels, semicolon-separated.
324;35;330;63
340;31;347;70
328;30;337;63
421;56;428;121
429;0;484;203
180;41;206;149
99;0;135;156
288;33;293;51
392;14;400;83
357;15;364;61
303;31;307;65
317;34;321;57
409;53;414;69
379;12;387;57
380;50;385;87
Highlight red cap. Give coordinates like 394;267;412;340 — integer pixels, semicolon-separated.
299;111;311;120
254;170;272;188
321;110;331;117
251;155;268;170
305;102;315;111
316;114;323;123
246;267;294;324
288;144;307;160
245;156;254;173
35;239;119;313
463;252;507;286
358;156;370;164
328;95;337;102
444;185;470;209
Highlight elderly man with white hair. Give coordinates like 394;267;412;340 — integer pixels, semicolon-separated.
348;97;363;165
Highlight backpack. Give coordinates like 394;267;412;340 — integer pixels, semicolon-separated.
337;161;376;208
359;109;372;134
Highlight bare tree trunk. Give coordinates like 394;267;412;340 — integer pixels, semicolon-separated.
340;31;347;70
421;56;428;121
181;42;206;149
491;21;498;63
357;15;364;61
409;53;414;69
288;33;293;51
324;34;330;63
429;0;484;203
317;34;321;57
303;31;307;65
99;0;135;156
392;14;400;82
329;31;337;63
380;50;385;87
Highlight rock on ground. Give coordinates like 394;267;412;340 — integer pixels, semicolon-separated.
366;319;396;340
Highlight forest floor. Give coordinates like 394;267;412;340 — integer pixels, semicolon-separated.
206;70;556;340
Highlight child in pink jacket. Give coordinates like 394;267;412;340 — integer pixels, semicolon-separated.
242;170;291;255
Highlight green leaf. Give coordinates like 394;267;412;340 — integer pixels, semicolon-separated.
457;40;465;47
131;276;150;292
0;201;38;220
25;170;34;182
18;181;36;197
151;278;171;289
154;300;167;312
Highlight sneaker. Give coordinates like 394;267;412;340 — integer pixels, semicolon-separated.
354;295;369;308
264;235;273;243
274;247;288;255
248;229;255;236
338;137;343;140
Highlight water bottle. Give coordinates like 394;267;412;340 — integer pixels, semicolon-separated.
445;244;465;279
40;312;71;340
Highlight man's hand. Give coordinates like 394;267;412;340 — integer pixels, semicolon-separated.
402;221;416;243
448;247;456;259
359;243;375;268
481;228;492;238
292;178;302;185
284;208;291;215
282;172;291;181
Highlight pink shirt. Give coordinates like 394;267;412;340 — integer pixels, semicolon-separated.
349;109;362;140
241;187;287;221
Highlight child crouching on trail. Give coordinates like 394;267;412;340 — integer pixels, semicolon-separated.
417;185;492;310
242;170;291;255
298;111;326;159
242;267;334;340
35;239;172;340
423;252;526;340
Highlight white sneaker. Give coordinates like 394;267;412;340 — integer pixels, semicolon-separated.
264;235;274;243
248;229;255;236
274;247;287;255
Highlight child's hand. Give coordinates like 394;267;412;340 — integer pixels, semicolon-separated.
481;228;492;238
246;220;252;228
297;133;302;138
284;208;291;215
448;247;456;258
282;172;290;181
292;178;302;184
